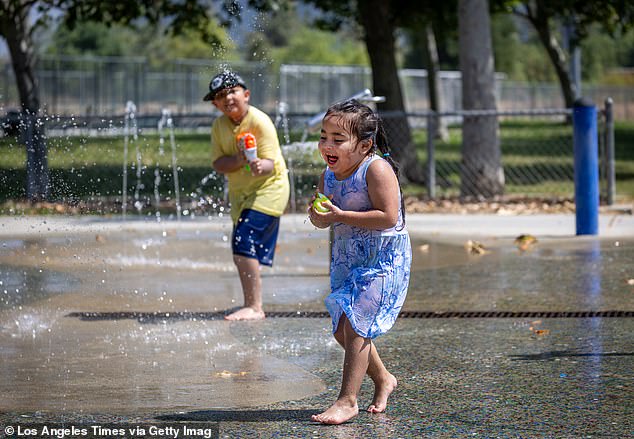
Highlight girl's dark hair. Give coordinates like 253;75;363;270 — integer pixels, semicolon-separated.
324;98;406;229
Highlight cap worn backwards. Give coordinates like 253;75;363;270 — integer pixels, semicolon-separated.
203;71;247;101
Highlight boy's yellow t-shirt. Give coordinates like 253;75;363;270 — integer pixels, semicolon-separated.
211;105;290;223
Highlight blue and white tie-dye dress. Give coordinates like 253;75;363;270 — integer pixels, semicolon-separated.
323;154;411;339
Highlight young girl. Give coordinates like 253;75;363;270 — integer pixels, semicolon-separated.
308;99;411;424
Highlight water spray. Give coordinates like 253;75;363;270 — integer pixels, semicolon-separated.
122;101;138;218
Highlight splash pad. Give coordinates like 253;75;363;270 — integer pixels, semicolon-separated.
0;215;330;412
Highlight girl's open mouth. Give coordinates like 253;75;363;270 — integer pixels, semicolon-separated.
326;154;338;166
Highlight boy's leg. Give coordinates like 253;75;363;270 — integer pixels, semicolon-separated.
225;255;265;321
333;316;397;413
312;316;369;425
227;209;279;321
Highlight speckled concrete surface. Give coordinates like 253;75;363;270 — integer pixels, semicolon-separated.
1;214;633;438
217;318;634;438
2;317;632;437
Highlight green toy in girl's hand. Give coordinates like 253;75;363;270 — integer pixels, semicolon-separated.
313;193;332;213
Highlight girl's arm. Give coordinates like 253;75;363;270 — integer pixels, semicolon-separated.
313;160;400;230
308;171;331;229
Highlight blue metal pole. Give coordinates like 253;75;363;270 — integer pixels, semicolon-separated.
573;98;599;235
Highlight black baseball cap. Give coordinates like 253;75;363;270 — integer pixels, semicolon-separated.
203;71;247;101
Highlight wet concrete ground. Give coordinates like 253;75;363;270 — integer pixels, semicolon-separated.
0;213;632;438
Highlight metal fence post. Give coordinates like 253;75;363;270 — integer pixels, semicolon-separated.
573;98;599;235
426;111;436;199
604;97;615;206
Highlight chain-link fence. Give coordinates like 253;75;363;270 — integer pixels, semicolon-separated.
280;64;634;121
0;56;274;116
2;58;634;120
0;56;621;211
0;106;614;213
401;110;575;199
281;106;614;209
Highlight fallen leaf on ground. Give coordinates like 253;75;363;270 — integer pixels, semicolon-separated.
465;240;488;255
514;234;538;252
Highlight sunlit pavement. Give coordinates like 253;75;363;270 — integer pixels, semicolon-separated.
0;213;632;438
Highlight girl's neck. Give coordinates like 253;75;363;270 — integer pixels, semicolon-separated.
334;153;373;180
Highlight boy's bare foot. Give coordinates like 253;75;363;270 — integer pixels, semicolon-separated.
367;373;397;413
224;307;265;321
311;399;359;425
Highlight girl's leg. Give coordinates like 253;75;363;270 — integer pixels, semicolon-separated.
365;349;397;413
332;317;397;413
312;316;369;424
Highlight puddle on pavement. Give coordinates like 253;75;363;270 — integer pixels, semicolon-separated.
0;219;632;412
409;237;634;312
0;315;326;412
0;223;331;412
0;226;331;313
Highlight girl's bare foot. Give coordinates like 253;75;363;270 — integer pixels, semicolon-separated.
367;373;397;413
311;399;359;425
224;307;265;321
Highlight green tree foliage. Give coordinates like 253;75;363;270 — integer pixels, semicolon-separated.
0;0;246;201
508;0;634;106
271;27;368;65
300;0;426;183
490;14;523;78
44;20;239;67
577;26;634;83
403;6;631;84
45;21;133;57
243;5;367;68
44;2;367;68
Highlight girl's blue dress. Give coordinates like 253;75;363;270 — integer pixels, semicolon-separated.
323;154;411;339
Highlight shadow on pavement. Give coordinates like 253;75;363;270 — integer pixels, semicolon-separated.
509;350;634;361
156;409;318;422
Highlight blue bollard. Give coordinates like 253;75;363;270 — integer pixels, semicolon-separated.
572;98;599;235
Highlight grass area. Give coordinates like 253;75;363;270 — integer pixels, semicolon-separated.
412;119;634;200
613;121;634;198
0;133;226;207
0;120;632;214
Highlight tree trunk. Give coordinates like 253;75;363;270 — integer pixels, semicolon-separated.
458;0;504;198
527;2;576;108
423;24;449;141
1;3;49;201
358;0;425;184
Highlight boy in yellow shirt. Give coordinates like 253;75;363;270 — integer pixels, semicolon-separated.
204;71;290;320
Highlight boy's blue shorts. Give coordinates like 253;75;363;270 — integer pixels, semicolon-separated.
232;209;280;267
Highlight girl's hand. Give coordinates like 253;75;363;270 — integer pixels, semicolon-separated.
308;193;337;228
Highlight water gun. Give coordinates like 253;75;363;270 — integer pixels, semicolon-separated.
237;132;257;171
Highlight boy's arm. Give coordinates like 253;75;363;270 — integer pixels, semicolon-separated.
212;154;246;174
248;118;278;177
249;158;274;176
210;122;247;174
